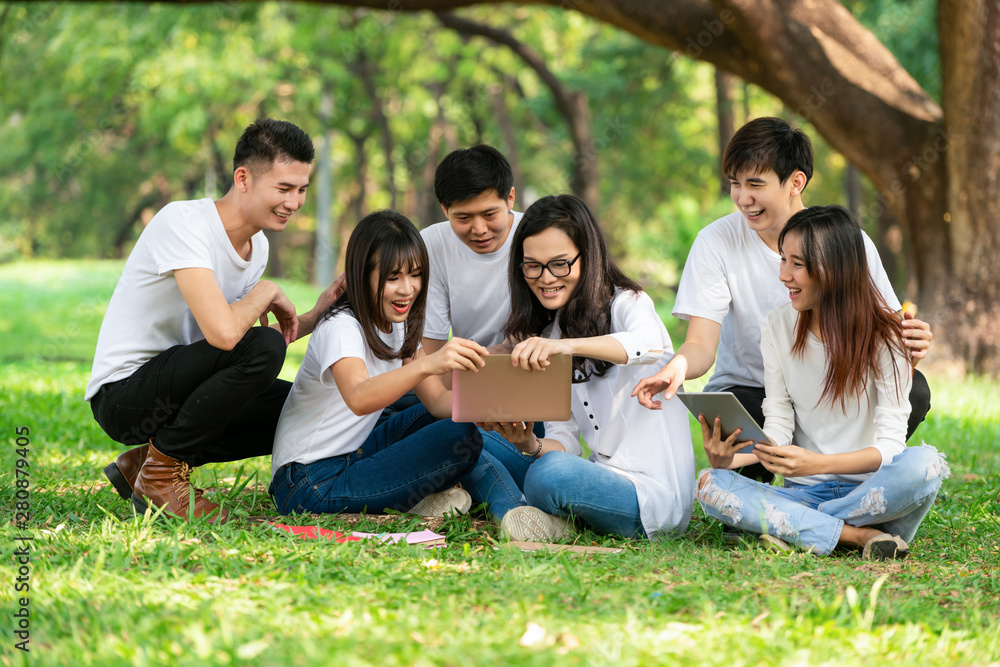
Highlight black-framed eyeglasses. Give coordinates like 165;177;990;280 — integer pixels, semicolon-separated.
520;253;581;278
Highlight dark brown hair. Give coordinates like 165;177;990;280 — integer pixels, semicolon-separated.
778;205;907;410
723;116;813;186
503;194;641;382
233;118;314;176
325;210;427;361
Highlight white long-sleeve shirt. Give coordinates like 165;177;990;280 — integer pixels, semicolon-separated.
543;290;696;539
673;211;900;392
761;303;912;486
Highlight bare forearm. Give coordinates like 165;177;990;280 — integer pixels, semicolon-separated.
521;435;567;458
816;447;882;475
343;361;432;416
565;336;629;364
423;389;452;419
674;340;716;380
218;280;281;348
294;306;323;340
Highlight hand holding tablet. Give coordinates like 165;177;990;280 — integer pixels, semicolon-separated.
451;354;572;423
676;392;778;447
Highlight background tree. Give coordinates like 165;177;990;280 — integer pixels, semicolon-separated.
266;0;997;373
4;0;991;374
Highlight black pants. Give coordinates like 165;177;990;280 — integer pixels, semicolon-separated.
724;369;932;483
91;327;290;467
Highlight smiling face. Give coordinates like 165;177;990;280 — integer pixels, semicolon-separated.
240;158;311;233
444;188;516;254
778;231;820;315
521;227;581;311
729;168;806;249
371;261;423;332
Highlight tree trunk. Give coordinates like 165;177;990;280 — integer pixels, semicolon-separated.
314;89;336;287
715;68;735;196
355;51;398;210
491;74;522;199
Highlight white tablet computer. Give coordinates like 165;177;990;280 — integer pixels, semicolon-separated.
676;391;778;447
452;354;572;423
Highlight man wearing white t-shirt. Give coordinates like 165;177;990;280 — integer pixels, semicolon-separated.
420;145;521;353
633;117;933;482
414;145;540;521
87;119;342;523
375;145;523;424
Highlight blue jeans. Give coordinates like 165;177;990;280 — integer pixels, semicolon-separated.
269;405;483;515
461;429;535;520
696;445;948;555
525;451;647;539
461;422;549;520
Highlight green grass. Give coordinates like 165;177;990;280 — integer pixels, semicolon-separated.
1;260;998;666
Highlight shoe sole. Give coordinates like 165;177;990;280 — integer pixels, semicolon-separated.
104;462;134;501
130;491;150;515
501;508;573;542
409;488;472;517
865;539;910;561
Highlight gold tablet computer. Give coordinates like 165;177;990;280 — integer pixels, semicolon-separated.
451;354;572;423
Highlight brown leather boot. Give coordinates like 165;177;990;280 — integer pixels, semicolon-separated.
103;443;150;500
131;443;229;524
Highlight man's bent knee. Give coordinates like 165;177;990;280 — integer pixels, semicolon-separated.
236;326;287;377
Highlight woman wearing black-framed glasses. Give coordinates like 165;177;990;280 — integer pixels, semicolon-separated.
464;194;696;543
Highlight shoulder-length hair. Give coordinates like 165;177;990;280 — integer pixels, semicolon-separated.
325;210;428;362
778;205;907;410
503;194;641;382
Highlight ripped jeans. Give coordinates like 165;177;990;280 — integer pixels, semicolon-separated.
696;445;948;555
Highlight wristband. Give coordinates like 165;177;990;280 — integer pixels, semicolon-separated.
529;435;544;458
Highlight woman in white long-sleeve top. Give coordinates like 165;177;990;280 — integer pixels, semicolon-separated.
696;205;948;560
477;194;695;542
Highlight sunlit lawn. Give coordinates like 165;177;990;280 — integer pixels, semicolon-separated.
1;260;998;666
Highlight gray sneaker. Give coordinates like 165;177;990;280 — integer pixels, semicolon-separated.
862;533;910;560
500;506;575;542
409;487;472;517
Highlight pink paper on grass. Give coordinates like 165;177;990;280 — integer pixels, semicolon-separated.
270;523;363;543
351;530;446;546
270;524;445;547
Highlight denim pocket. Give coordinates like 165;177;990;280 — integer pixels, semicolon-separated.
271;464;311;515
298;457;349;510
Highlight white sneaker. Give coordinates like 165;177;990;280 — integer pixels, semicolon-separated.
500;506;574;542
409;487;472;517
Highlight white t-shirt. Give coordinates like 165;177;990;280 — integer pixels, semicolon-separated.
270;312;406;476
673;211;900;392
420;211;523;346
86;198;268;400
543;290;696;540
761;303;912;486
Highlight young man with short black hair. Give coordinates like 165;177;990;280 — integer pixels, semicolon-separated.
633;117;932;482
88;118;343;523
420;144;521;354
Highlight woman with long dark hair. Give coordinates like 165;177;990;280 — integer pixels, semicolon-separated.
697;205;948;559
474;194;695;541
269;210;487;517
